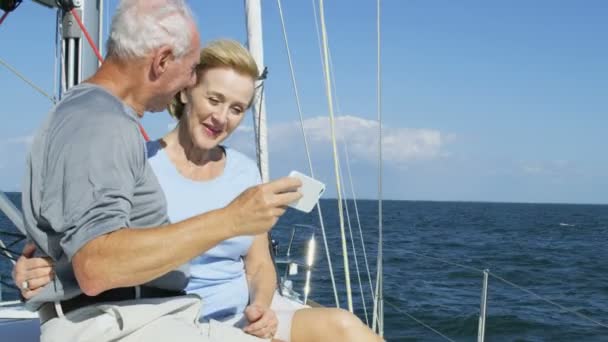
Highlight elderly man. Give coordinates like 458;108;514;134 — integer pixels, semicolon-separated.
21;0;300;341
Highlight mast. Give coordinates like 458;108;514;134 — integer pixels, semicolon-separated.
35;0;101;95
0;0;101;233
59;0;101;95
244;0;270;182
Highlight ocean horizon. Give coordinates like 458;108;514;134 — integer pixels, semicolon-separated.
3;190;608;206
2;192;607;341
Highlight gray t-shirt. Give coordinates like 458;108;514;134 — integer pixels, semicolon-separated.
22;83;189;309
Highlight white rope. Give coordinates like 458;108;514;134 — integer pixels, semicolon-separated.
326;61;373;324
312;0;374;319
372;0;384;335
310;0;326;84
338;161;369;325
372;249;380;332
326;33;377;324
401;249;487;274
343;142;375;300
0;239;16;266
275;0;340;308
311;0;345;106
0;57;55;103
318;0;354;312
320;39;373;323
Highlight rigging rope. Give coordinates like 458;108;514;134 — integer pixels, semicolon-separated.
385;300;456;342
311;0;375;318
313;0;379;323
70;8;104;63
318;0;354;313
0;240;17;265
311;15;374;322
0;245;19;261
318;28;374;325
399;249;608;330
275;0;340;308
339;166;369;325
325;45;373;324
310;0;379;321
343;142;375;301
0;57;55;103
487;271;608;329
372;0;384;335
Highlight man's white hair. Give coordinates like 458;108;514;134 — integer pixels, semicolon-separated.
107;0;196;59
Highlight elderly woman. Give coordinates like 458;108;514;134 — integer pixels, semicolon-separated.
13;39;381;342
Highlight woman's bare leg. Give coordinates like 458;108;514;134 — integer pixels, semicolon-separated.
289;308;382;342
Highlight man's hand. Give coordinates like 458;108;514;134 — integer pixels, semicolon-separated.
224;176;302;236
243;303;279;339
12;242;54;300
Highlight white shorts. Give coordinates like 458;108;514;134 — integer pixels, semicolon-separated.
40;294;265;342
218;290;309;342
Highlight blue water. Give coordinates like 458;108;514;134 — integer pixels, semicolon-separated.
1;192;607;341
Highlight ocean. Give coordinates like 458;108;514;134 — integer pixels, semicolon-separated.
1;192;607;341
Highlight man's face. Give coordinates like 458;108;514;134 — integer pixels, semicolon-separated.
148;24;201;112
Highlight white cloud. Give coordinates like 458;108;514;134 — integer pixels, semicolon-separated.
227;115;445;167
280;115;442;163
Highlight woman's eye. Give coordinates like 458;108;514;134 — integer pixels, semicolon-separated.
208;97;219;105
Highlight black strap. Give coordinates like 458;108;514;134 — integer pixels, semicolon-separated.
62;287;185;312
39;286;185;325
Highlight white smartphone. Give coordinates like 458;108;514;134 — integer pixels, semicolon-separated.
288;170;326;213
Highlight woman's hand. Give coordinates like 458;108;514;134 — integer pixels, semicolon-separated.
243;303;279;339
11;242;54;300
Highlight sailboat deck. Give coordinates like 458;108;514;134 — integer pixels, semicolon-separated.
0;302;39;341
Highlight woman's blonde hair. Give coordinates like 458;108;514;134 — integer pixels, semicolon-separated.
168;39;259;120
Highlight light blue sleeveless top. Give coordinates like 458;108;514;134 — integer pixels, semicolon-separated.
147;141;261;321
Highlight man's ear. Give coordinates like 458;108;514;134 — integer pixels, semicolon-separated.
179;89;188;104
151;46;174;78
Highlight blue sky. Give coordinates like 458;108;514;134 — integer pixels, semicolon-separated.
0;0;607;204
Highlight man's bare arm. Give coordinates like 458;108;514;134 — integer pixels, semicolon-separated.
73;177;302;296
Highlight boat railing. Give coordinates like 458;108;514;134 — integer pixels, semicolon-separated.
272;224;317;305
383;249;608;341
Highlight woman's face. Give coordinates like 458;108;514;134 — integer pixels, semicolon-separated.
183;67;255;151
